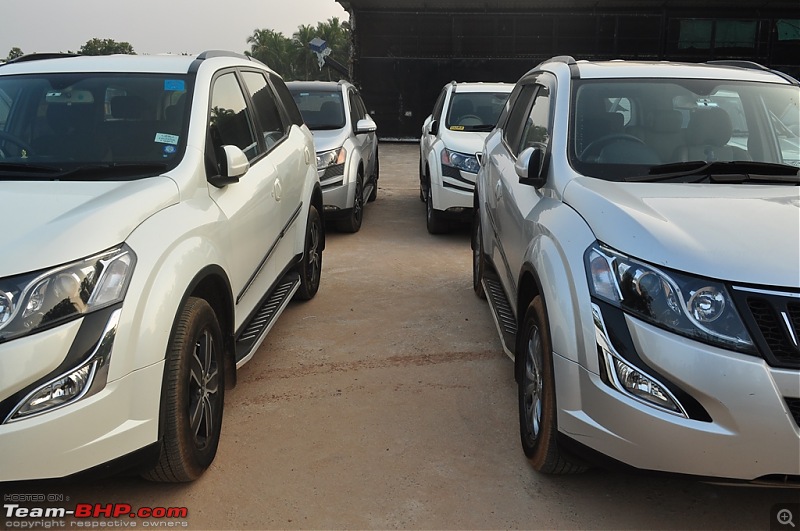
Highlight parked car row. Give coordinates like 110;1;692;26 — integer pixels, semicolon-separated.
0;49;798;487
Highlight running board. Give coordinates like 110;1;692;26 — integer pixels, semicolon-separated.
235;272;300;368
481;271;517;361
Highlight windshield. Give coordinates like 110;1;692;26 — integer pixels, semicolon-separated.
0;72;191;179
446;91;510;132
569;78;800;181
289;89;345;130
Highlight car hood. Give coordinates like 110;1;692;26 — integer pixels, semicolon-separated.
0;177;179;276
563;178;800;286
440;131;490;156
310;128;349;152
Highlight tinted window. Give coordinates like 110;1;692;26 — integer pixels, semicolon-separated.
289;89;346;130
502;84;536;153
269;73;303;126
518;86;551;155
242;71;285;150
209;72;259;161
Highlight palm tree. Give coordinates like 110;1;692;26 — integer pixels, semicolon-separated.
292;25;318;80
246;29;296;79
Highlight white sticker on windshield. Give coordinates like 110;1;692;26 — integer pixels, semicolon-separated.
154;133;179;145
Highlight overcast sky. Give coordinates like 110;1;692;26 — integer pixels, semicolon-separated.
1;0;349;57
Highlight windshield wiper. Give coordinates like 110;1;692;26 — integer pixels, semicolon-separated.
51;163;169;181
625;161;800;184
0;162;63;177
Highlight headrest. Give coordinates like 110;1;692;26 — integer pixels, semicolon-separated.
110;96;146;120
687;107;733;147
46;103;93;133
651;110;683;133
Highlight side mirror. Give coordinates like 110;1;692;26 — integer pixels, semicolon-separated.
209;145;249;187
515;146;548;189
355;117;377;135
429;119;439;135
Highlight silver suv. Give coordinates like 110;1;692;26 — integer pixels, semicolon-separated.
474;57;800;483
288;80;379;233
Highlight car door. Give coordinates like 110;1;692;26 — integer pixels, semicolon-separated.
241;70;308;271
353;91;376;177
483;82;536;293
421;87;447;168
205;70;281;321
497;77;554;294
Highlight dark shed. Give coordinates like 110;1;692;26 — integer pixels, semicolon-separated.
335;0;800;139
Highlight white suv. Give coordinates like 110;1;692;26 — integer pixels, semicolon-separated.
0;51;324;482
420;81;512;233
474;57;800;483
288;81;378;233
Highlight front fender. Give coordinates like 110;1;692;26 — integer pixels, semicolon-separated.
519;202;598;372
105;200;232;383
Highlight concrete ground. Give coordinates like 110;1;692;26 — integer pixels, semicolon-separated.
1;143;795;530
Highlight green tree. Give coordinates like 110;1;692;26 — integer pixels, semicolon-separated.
6;47;23;61
79;38;135;56
246;29;296;79
247;17;350;82
292;24;318;81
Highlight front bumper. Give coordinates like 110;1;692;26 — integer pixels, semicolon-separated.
431;164;476;212
555;305;800;481
0;311;162;481
319;163;354;213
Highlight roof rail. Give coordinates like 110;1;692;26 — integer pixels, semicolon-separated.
198;50;261;63
535;55;580;78
707;60;799;85
2;52;79;65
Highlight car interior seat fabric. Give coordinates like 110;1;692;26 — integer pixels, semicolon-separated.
450;98;475;125
105;95;161;160
629;109;685;163
318;100;344;127
678;107;750;162
32;103;108;161
110;96;148;120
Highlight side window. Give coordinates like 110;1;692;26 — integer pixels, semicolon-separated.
268;73;304;127
502;84;537;155
348;91;362;126
355;93;369;119
208;72;259;162
518;85;552;155
241;71;286;150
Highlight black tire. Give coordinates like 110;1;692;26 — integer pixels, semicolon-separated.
294;205;323;301
367;151;379;203
518;296;586;474
425;182;448;234
143;297;225;482
472;209;486;299
337;174;364;233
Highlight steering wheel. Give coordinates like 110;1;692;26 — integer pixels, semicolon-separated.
0;131;35;157
458;114;483;126
580;134;644;160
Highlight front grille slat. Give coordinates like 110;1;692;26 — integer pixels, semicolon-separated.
733;286;800;369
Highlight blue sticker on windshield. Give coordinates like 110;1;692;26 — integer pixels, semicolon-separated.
164;80;185;91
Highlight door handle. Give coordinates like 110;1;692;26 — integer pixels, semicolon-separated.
273;179;282;202
494;180;502;200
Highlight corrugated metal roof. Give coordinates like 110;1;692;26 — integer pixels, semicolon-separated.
336;0;796;10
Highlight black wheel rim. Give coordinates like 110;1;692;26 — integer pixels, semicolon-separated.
523;325;544;441
473;218;481;282
188;329;220;451
307;215;321;287
426;186;433;222
353;179;363;224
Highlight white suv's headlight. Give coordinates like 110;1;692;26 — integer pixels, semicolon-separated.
316;147;346;170
442;148;480;174
585;243;754;352
0;245;135;342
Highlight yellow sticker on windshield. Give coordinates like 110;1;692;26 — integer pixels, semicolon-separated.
450;125;465;131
